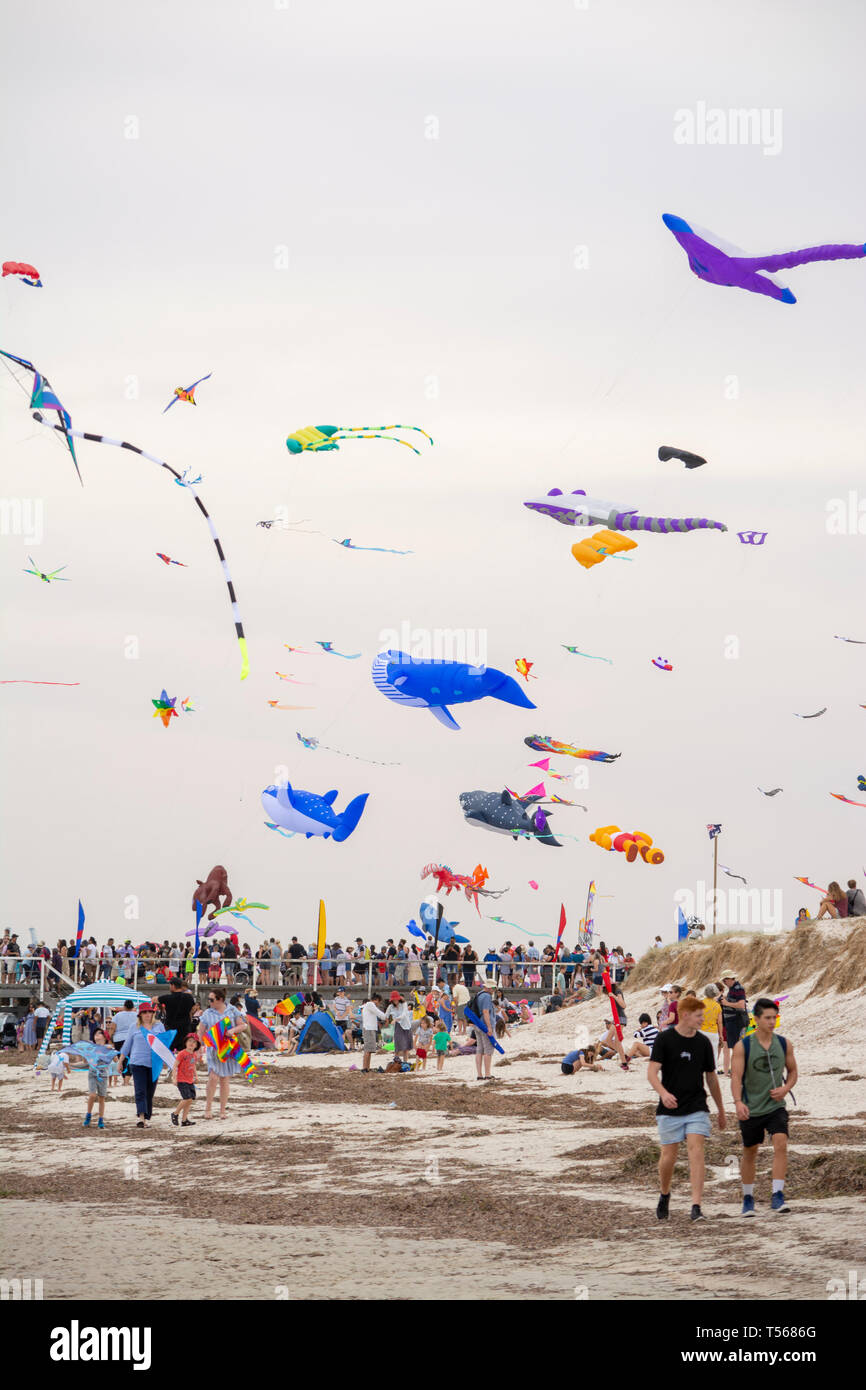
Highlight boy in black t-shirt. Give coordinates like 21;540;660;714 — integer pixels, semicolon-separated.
648;995;726;1223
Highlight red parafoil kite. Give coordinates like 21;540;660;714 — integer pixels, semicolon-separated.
2;262;42;287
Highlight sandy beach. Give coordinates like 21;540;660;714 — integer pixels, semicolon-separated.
4;926;864;1301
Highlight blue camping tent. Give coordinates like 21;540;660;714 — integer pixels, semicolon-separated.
296;1010;346;1054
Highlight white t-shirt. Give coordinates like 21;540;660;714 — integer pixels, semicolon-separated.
453;983;470;1007
361;1001;387;1031
111;1009;138;1041
34;1006;51;1019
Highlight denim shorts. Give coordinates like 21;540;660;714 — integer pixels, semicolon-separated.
656;1109;712;1144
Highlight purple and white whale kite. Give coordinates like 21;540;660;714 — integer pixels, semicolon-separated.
524;489;727;534
662;213;865;304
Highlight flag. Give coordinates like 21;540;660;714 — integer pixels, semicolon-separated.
72;900;85;959
707;824;722;840
580;880;596;948
316;899;327;958
677;907;689;940
601;969;623;1041
553;904;567;960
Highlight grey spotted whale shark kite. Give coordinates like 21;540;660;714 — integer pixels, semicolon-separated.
459;789;562;847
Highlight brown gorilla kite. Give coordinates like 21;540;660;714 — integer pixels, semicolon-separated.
193;865;233;921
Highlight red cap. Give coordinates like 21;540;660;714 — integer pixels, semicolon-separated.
138;1001;156;1014
389;991;401;1002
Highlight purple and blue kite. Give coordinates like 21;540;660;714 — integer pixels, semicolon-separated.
662;213;865;304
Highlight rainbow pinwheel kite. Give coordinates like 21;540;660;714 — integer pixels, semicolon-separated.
662;213;865;305
163;372;212;413
152;689;179;728
286;424;433;457
525;735;620;764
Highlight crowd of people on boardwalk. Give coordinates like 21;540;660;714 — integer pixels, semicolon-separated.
0;927;634;996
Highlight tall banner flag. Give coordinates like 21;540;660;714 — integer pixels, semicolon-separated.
72;900;85;959
193;899;203;961
553;904;567;960
316;900;327;958
579;880;596;949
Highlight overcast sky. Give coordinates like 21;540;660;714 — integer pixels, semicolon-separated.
2;0;865;955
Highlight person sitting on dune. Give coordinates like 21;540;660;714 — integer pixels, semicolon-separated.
815;882;848;919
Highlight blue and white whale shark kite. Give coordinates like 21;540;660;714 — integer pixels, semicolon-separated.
371;649;536;731
261;782;369;841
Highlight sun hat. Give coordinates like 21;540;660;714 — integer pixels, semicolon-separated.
719;967;737;979
660;982;673;992
137;1001;156;1014
389;991;401;1002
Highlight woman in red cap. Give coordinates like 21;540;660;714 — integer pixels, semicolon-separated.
386;991;414;1065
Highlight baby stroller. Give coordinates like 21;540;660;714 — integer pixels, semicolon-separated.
0;1013;19;1050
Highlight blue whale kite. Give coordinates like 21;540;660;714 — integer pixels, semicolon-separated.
662;213;865;304
261;782;369;841
371;649;535;731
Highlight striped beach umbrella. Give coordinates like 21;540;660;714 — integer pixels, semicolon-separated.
35;981;151;1065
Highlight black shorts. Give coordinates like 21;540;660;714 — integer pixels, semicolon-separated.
177;1082;196;1100
740;1106;788;1147
725;1012;747;1046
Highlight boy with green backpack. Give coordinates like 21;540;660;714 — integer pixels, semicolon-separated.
730;998;798;1216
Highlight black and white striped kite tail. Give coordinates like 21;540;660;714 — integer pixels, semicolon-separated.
32;416;249;681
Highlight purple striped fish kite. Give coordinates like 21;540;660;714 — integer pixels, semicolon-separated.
524;489;727;534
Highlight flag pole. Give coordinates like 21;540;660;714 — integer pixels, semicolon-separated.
712;833;719;936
